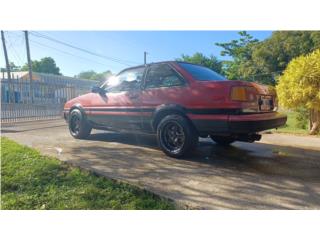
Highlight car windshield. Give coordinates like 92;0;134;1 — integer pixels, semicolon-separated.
178;62;227;81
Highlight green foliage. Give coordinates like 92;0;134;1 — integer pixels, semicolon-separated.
252;31;320;73
294;108;310;129
176;52;223;74
275;111;309;135
1;137;175;210
21;57;61;75
215;31;260;81
9;62;21;71
77;70;112;81
1;62;21;73
216;31;259;59
215;31;320;85
276;49;320;111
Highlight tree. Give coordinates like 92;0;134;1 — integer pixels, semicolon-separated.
252;31;320;74
215;31;260;81
176;52;223;74
276;49;320;135
1;62;21;73
9;62;21;71
215;31;320;85
77;70;112;81
21;57;61;75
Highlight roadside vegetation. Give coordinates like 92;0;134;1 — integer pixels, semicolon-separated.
1;137;175;210
273;111;310;135
276;49;320;135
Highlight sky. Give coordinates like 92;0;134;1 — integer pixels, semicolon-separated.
1;31;272;77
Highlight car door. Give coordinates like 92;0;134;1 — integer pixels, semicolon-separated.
139;63;188;131
88;67;145;130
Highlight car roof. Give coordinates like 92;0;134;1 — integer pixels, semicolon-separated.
118;61;201;73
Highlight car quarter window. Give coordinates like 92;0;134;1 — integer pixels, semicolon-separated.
145;64;185;89
105;67;145;92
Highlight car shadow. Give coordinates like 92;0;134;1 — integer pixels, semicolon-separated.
87;131;159;150
85;131;320;181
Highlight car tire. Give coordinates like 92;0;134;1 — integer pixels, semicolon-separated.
157;114;198;158
210;135;235;146
68;108;92;139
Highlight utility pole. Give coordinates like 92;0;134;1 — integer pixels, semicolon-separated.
24;30;33;103
1;30;13;103
144;51;147;65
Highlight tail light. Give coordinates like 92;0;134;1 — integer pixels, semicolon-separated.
230;86;257;102
231;84;277;113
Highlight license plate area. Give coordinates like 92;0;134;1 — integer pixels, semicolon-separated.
259;95;273;112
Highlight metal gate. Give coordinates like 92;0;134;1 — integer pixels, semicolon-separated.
1;103;65;122
1;72;98;123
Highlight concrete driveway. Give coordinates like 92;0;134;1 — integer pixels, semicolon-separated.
2;119;320;209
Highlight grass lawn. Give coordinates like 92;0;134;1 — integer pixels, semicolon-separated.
1;137;175;210
273;111;310;135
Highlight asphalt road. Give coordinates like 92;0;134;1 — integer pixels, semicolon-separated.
2;119;320;209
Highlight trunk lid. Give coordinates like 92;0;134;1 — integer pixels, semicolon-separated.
196;80;277;112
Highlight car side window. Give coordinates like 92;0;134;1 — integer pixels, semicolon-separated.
105;67;145;93
145;64;185;89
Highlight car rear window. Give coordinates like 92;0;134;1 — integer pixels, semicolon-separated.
178;62;227;81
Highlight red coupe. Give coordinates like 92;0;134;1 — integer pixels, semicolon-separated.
64;61;287;157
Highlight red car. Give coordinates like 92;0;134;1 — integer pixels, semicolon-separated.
64;61;287;157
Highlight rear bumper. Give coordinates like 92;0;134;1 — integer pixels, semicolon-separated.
190;112;287;134
228;112;287;133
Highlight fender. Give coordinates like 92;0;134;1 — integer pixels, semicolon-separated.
151;104;188;130
65;103;88;123
69;103;86;115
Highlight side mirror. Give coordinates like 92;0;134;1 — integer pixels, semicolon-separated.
91;86;106;95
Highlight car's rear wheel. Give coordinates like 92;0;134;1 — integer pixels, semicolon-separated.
157;114;198;158
69;108;92;139
210;135;235;146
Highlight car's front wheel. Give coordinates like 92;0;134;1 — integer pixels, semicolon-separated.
69;108;92;139
157;114;198;158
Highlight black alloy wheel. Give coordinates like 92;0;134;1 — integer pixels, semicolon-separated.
70;114;81;135
161;121;186;154
68;108;92;139
157;114;198;158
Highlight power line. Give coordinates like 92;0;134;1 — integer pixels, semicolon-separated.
29;39;112;68
29;31;140;66
6;33;25;66
30;31;132;66
6;31;116;69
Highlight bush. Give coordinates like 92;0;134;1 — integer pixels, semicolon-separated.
276;49;320;134
295;108;309;129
